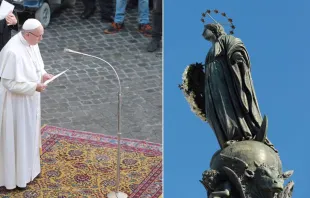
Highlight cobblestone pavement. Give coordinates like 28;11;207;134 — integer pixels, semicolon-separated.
18;1;162;143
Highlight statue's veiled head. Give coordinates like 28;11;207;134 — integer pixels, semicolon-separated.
202;23;226;42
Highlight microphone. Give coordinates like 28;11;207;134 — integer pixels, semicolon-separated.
63;48;127;198
64;48;85;55
63;48;70;53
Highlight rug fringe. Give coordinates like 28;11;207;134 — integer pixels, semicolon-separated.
41;124;47;129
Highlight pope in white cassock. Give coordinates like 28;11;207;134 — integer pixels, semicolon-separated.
0;18;54;190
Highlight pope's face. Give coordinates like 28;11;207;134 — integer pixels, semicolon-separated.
26;25;44;45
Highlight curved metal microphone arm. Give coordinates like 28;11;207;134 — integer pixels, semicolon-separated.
64;48;127;198
63;48;121;93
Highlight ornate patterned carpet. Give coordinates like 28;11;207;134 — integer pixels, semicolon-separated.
0;125;162;198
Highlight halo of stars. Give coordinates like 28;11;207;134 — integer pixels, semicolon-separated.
201;9;236;35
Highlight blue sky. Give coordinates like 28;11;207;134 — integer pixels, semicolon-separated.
164;0;309;197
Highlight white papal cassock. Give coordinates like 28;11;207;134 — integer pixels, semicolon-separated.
0;32;46;189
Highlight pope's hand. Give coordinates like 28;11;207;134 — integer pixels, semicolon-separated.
6;12;17;26
43;73;54;83
36;83;47;92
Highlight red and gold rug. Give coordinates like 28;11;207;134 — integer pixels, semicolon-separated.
0;125;162;198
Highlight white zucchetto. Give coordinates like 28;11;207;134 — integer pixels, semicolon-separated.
22;18;42;30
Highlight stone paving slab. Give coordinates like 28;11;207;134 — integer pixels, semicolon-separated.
14;0;162;143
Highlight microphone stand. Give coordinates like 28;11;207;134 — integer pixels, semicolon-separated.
64;48;128;198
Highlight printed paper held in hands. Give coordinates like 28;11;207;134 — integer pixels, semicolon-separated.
0;0;14;20
44;69;69;85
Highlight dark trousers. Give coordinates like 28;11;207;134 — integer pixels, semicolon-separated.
81;0;96;9
151;0;162;40
81;0;115;18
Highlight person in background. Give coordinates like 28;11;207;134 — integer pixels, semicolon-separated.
0;18;54;190
80;0;115;23
103;0;151;36
0;11;18;51
147;0;162;52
